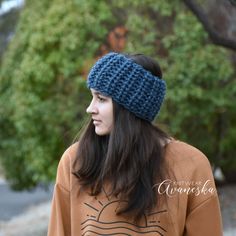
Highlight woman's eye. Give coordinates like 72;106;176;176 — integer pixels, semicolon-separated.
97;96;106;102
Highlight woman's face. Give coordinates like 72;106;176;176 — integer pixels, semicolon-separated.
86;89;113;136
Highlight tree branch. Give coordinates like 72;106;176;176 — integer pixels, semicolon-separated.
183;0;236;51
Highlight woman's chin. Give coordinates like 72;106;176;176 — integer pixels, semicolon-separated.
95;127;110;136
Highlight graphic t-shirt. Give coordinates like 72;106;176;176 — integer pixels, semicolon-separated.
47;140;223;236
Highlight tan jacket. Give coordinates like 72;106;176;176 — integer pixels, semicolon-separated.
48;140;223;236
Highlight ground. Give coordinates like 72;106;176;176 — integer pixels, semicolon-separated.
218;184;236;232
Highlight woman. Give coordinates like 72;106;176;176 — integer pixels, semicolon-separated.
48;52;223;236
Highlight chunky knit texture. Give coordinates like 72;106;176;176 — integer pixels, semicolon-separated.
87;52;166;122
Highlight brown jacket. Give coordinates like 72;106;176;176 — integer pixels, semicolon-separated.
48;140;223;236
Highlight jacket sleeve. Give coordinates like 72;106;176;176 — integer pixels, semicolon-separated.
183;152;223;236
47;148;72;236
184;195;223;236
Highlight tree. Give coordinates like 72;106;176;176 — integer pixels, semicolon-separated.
183;0;236;51
0;0;115;189
0;0;235;189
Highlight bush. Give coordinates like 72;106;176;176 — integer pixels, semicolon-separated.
0;0;235;189
0;0;114;189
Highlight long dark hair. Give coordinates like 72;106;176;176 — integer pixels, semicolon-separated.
73;53;170;221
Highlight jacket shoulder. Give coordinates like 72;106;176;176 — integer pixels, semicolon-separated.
56;142;79;190
165;140;211;168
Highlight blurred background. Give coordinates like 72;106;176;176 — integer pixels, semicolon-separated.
0;0;236;235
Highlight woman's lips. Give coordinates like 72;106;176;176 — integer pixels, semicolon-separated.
93;119;101;125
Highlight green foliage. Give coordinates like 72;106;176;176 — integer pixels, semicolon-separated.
0;0;235;189
0;0;114;190
162;12;235;170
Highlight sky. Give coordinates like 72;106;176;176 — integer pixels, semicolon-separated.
0;0;24;16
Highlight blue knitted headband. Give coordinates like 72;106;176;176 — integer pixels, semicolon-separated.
87;52;166;122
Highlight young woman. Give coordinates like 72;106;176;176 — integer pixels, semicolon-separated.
48;52;223;236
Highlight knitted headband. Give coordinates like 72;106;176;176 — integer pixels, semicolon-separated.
87;52;166;122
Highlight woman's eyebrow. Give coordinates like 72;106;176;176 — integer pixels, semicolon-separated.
91;91;100;96
91;91;105;96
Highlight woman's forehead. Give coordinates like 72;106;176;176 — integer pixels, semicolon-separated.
90;88;98;94
90;88;109;97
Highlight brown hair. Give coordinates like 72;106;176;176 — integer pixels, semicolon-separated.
73;54;170;221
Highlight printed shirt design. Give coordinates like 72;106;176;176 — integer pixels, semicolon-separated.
81;189;167;236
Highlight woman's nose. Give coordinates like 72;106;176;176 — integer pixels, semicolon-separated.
86;101;98;114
